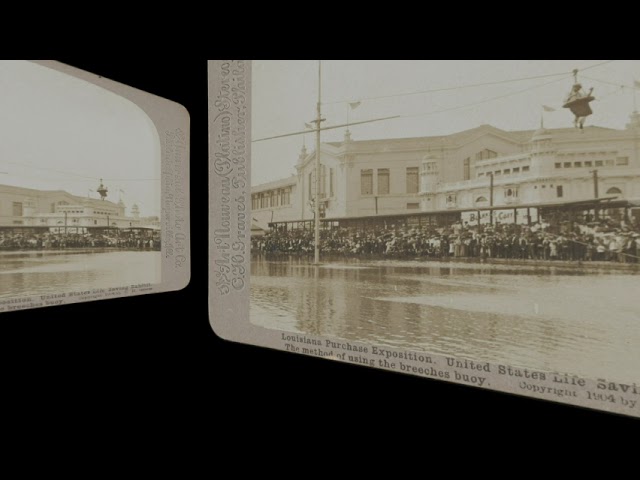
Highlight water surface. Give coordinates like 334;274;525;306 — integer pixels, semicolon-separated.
251;255;640;383
0;250;160;299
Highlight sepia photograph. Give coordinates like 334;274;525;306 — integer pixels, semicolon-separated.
0;60;164;305
210;60;639;416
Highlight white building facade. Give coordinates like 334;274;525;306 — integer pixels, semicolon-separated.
252;131;426;229
251;113;640;230
251;176;297;230
422;114;640;224
0;184;158;232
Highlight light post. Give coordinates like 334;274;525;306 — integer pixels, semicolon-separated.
251;62;400;263
311;61;324;265
590;169;599;220
488;172;494;226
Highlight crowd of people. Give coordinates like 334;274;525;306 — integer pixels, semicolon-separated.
252;218;640;264
0;231;161;251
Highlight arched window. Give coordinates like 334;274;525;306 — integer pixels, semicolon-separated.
606;187;622;195
423;161;438;175
475;149;498;161
475;196;488;204
503;187;518;199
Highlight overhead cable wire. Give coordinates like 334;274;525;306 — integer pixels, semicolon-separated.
581;74;635;90
254;62;616;142
254;77;569;142
578;60;615;72
399;76;569;119
1;161;157;182
324;60;615;106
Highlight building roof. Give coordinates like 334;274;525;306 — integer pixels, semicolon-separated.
0;183;120;208
292;122;631;173
324;124;622;150
252;175;297;193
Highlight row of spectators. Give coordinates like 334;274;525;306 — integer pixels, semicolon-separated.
252;219;640;263
0;231;161;251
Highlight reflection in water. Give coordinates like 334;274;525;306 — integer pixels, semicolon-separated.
0;250;161;299
251;255;640;383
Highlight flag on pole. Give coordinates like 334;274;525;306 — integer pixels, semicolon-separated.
543;105;555;112
304;122;313;129
349;101;362;109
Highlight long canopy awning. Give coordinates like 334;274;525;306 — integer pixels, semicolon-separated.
268;197;628;227
324;197;626;223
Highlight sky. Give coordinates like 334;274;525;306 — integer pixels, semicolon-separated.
252;60;640;186
0;60;161;217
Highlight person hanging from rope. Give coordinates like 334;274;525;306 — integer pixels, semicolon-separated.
563;70;595;130
565;83;594;129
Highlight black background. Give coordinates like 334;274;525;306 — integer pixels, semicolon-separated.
2;59;636;435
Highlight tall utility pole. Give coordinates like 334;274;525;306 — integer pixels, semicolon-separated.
252;62;400;264
314;61;322;265
489;172;494;225
591;169;599;220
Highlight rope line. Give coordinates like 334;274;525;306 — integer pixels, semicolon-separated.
324;61;615;106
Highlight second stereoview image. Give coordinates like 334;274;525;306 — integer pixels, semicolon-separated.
210;60;640;417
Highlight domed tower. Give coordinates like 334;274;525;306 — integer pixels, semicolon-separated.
117;198;126;217
96;178;108;201
421;153;440;211
529;125;556;177
131;203;140;219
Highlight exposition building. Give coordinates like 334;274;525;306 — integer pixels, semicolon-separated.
252;112;640;231
0;184;159;233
